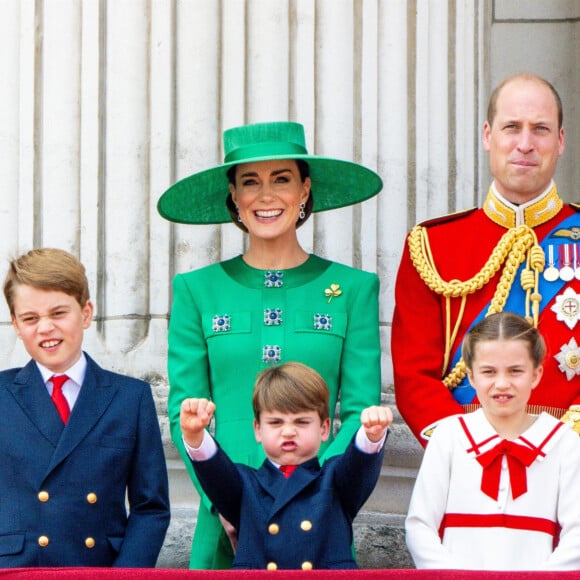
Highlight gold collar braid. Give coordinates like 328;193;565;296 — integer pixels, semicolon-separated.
408;224;544;389
483;183;562;228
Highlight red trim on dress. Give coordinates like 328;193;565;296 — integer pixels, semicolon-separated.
439;513;558;539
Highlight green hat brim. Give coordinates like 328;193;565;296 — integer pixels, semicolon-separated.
157;154;383;225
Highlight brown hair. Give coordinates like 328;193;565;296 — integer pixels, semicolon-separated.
225;159;314;232
462;311;546;370
253;362;330;422
486;73;563;130
3;248;90;315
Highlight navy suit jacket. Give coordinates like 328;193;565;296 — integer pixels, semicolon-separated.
192;433;386;570
0;354;170;567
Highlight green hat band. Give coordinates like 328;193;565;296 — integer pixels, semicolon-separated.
224;141;308;163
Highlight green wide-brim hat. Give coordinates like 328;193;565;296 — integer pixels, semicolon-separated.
157;121;383;225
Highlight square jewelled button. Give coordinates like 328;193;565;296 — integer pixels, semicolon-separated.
264;271;284;288
262;345;281;363
212;314;231;332
264;308;283;326
314;313;332;330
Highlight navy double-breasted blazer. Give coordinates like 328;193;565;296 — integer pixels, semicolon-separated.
0;354;170;567
192;433;386;570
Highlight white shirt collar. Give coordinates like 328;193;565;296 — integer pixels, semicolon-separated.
37;352;88;387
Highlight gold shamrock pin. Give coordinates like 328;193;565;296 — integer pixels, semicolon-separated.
325;283;342;303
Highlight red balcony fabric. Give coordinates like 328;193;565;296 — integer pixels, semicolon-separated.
0;569;577;579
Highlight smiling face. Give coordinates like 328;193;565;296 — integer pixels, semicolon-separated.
11;284;93;374
482;77;565;205
230;159;311;243
467;338;543;434
254;409;330;466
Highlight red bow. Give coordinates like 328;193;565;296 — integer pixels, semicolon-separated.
476;440;538;501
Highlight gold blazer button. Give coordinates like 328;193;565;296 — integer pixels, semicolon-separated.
37;491;50;502
85;537;96;549
38;536;49;547
268;523;280;535
86;493;98;504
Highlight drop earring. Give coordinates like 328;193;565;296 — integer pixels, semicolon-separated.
299;202;306;220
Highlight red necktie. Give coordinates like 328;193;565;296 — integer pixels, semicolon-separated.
476;440;538;500
280;465;297;478
50;375;71;424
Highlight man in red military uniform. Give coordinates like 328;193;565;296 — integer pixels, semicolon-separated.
392;73;580;445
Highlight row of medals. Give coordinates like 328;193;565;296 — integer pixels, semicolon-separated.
543;243;580;282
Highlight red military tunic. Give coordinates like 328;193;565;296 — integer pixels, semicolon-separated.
392;183;580;444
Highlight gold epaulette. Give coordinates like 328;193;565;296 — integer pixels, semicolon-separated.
418;207;478;228
561;406;580;435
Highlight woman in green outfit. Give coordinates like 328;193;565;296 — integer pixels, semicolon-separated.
157;121;384;569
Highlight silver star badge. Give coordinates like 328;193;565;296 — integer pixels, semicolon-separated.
551;287;580;330
555;338;580;381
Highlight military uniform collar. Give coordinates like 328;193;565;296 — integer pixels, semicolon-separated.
483;181;563;228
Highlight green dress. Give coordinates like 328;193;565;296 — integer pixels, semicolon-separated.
167;254;381;569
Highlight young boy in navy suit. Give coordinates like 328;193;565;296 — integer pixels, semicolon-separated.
180;361;393;570
0;248;170;567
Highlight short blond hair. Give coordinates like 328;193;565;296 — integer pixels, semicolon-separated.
4;248;90;315
253;362;330;422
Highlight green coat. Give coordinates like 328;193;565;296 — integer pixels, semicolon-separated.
167;254;381;569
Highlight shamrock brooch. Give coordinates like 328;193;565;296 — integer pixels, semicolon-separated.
325;283;342;303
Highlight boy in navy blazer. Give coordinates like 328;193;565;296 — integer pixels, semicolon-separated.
0;248;170;567
180;361;393;570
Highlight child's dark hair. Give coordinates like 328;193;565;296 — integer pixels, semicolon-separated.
253;362;330;422
462;311;546;369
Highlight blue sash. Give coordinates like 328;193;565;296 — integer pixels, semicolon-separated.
451;212;580;403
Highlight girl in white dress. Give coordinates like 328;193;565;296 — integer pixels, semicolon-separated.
405;311;580;570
